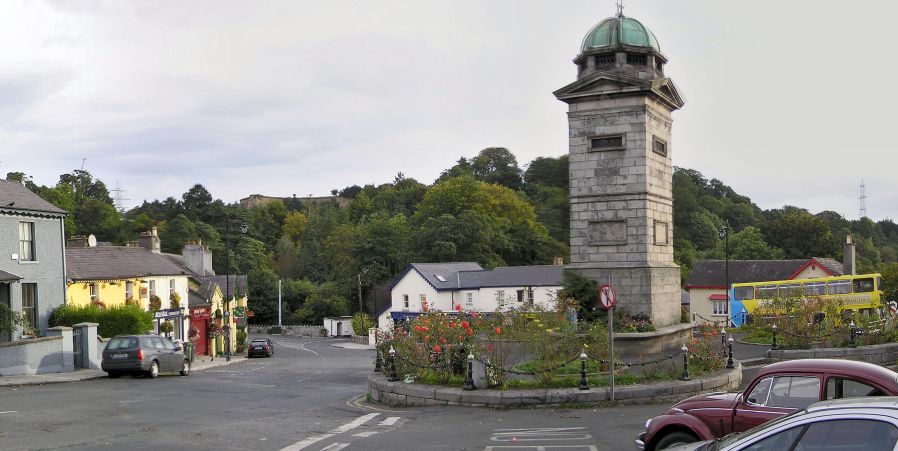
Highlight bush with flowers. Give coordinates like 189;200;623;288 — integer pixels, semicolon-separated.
686;322;726;373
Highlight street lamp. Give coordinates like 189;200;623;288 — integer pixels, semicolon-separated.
719;223;730;323
224;217;248;362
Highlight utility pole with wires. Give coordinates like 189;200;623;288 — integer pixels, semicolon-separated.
859;180;868;219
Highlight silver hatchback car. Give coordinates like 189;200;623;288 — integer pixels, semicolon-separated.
101;335;190;379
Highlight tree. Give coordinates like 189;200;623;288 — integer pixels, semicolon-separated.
290;295;349;325
470;147;523;190
727;226;784;260
763;209;838;259
58;170;114;205
159;214;198;254
523;155;568;190
181;184;213;220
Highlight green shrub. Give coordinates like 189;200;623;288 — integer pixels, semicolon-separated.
351;312;374;336
236;329;247;346
49;304;154;338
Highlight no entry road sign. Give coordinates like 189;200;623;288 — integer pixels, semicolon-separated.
598;284;617;309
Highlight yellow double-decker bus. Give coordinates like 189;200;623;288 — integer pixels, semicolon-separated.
729;273;884;326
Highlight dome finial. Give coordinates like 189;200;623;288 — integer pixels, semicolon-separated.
616;0;625;18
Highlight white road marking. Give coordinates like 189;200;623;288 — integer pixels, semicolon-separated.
485;446;598;450
491;428;592;442
320;444;350;451
378;416;400;426
299;342;320;356
280;413;380;451
279;433;334;451
0;410;19;414
331;413;380;433
352;431;378;438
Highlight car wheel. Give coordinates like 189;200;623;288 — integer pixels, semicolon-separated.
180;360;190;376
147;360;160;379
107;371;122;379
654;431;698;450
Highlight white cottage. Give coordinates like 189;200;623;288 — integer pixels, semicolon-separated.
377;262;564;329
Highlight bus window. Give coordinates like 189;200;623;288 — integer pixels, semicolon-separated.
758;285;778;299
853;278;874;293
877;276;882;291
828;280;852;295
804;282;826;296
733;286;754;300
781;284;802;297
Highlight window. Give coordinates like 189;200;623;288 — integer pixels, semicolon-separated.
497;290;505;307
652;136;667;157
527;289;534;305
169;279;176;297
589;134;624;151
757;285;778;299
149;280;156;298
626;53;647;66
828;280;851;295
22;283;37;330
125;282;133;300
746;377;774;405
419;294;427;311
853;277;875;293
19;222;35;261
734;286;754;300
740;425;805;451
89;283;99;303
780;284;802;297
403;294;409;310
792;420;897;451
826;378;884;399
466;293;473;306
711;299;727;316
435;275;447;282
516;290;524;303
766;376;820;409
804;282;826;296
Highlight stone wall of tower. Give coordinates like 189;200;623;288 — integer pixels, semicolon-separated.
566;95;681;327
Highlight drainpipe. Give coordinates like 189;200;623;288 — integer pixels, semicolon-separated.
60;215;68;307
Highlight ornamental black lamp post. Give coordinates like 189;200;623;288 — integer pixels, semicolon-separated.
463;352;476;391
726;337;735;369
224;218;248;362
771;323;779;350
719;223;730;322
680;344;691;381
578;348;589;390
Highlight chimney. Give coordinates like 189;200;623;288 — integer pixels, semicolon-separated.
138;227;161;253
843;235;856;276
67;235;89;248
182;240;214;276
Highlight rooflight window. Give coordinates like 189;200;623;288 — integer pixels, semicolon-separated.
435;275;447;282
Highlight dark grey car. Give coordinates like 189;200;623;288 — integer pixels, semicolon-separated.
101;335;190;378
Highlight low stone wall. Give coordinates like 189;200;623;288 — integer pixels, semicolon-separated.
351;335;369;345
247;325;324;337
767;342;898;364
368;361;742;408
0;327;74;376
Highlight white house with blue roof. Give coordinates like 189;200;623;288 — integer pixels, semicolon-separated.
377;262;564;329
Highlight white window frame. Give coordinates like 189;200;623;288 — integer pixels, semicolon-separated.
149;280;156;298
711;299;727;316
19;222;35;261
419;294;427;311
402;294;409;310
22;283;37;330
169;279;176;297
497;290;505;308
125;281;133;300
89;283;99;303
466;293;473;306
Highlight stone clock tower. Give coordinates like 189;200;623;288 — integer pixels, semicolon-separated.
554;11;685;327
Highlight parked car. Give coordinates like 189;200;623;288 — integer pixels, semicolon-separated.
247;338;273;358
659;397;898;450
637;359;898;450
101;335;190;378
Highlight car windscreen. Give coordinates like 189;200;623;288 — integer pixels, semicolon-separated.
107;337;138;350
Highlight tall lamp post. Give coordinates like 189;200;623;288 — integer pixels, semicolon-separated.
719;223;730;325
225;218;248;362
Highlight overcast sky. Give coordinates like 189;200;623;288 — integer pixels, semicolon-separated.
1;1;895;220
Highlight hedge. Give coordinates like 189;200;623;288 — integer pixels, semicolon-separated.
49;304;154;338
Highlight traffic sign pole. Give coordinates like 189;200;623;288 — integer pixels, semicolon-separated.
608;274;614;405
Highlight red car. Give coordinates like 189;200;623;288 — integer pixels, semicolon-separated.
636;359;898;450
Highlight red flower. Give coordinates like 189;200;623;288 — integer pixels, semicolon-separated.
424;335;431;342
449;322;456;328
461;321;469;329
495;327;501;335
465;328;473;337
433;345;442;353
454;304;462;311
439;337;447;344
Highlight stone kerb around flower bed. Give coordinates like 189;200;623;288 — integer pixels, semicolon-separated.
766;342;898;365
367;361;742;408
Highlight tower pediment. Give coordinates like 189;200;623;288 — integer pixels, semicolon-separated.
554;72;685;110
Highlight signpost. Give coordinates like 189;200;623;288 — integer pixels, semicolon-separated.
598;277;617;404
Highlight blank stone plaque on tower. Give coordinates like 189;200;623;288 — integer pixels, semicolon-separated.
554;9;685;327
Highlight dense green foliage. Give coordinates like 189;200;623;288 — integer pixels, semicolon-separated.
48;304;154;338
11;150;898;325
351;312;374;336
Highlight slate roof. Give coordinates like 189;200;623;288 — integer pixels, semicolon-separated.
66;247;190;280
684;258;844;288
0;179;67;216
391;262;563;292
458;265;564;289
211;275;248;298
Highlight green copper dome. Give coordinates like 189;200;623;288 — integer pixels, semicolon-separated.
581;16;661;53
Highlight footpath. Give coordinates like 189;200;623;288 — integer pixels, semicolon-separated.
0;355;247;388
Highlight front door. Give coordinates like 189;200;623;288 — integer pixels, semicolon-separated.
0;283;10;342
192;318;208;356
